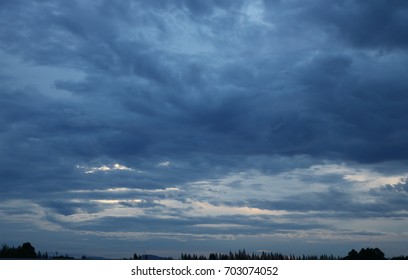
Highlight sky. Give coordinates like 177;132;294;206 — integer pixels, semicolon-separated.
1;0;408;259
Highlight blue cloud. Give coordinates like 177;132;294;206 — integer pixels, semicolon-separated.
1;0;408;258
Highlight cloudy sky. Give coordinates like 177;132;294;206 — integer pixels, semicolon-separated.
1;0;408;258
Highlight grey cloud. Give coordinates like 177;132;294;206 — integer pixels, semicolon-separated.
1;0;408;257
46;213;328;237
135;0;245;17
369;180;408;211
250;188;352;212
297;54;353;91
1;0;408;193
309;0;408;50
119;200;163;209
42;200;101;216
249;184;408;219
263;0;408;51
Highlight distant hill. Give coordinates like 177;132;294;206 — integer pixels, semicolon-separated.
83;256;110;260
134;254;171;260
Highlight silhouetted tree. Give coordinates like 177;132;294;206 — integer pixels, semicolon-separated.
0;242;37;259
20;242;36;258
344;249;359;260
359;248;385;260
344;248;386;260
179;249;341;260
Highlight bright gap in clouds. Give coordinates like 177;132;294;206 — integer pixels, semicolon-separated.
76;163;135;174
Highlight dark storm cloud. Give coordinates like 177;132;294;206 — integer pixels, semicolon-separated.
1;0;407;189
263;0;408;50
1;0;408;256
136;0;245;17
301;58;408;162
308;0;408;50
1;0;407;170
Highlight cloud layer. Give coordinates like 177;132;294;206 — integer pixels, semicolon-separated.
1;0;408;257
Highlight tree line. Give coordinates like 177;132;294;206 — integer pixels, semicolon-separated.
179;249;338;260
2;242;408;260
0;242;75;259
178;248;408;260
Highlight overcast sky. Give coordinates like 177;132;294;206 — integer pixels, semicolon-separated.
1;0;408;258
